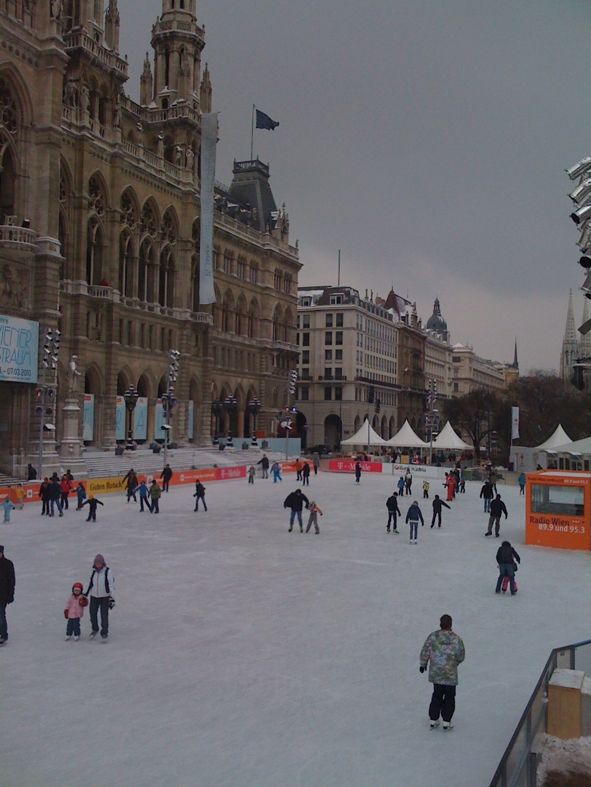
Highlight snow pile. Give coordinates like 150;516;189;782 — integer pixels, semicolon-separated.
537;734;591;786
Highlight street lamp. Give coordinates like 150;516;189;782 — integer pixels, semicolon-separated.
163;349;180;466
247;397;261;446
223;394;238;447
123;385;139;450
211;400;223;445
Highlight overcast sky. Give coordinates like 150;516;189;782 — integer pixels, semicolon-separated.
120;0;591;372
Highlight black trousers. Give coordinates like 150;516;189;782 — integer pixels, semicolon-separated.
429;684;456;722
162;480;170;492
386;512;398;530
431;511;442;528
90;597;109;636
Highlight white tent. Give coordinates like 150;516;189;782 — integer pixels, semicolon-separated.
341;418;386;446
384;420;429;449
536;425;572;451
432;422;472;451
544;435;591;457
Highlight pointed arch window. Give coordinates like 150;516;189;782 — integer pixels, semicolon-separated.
159;246;175;308
119;233;134;296
138;239;153;303
86;219;104;285
0;145;16;221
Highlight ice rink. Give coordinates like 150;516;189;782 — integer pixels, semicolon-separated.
1;470;590;787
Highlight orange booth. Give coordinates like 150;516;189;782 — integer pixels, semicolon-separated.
525;470;591;551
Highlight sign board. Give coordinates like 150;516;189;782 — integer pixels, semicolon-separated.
133;397;148;440
525;471;591;551
0;314;38;383
327;460;383;474
390;463;448;481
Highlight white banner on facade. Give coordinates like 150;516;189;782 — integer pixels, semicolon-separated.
511;406;520;440
199;112;219;305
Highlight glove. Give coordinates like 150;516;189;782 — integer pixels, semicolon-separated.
78;596;89;607
419;666;426;674
64;609;69;620
108;596;116;610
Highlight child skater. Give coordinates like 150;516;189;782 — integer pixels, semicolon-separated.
64;581;87;641
81;494;104;522
75;482;87;510
305;500;323;534
2;496;15;523
247;465;256;485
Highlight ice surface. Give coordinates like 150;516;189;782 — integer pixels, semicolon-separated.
1;474;590;787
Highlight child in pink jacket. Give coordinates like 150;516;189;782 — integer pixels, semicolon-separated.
64;582;86;641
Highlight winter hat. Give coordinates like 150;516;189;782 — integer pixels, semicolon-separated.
72;582;83;592
93;553;105;566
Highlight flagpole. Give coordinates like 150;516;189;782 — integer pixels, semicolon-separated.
250;104;255;161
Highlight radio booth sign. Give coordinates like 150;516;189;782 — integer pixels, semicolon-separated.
525;471;591;551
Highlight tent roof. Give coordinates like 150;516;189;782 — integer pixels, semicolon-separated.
544;435;591;455
384;420;429;448
535;425;573;451
432;421;472;451
341;418;386;446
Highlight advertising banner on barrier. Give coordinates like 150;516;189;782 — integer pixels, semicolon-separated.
327;460;383;473
0;314;39;384
115;396;125;441
83;394;94;442
390;463;448;481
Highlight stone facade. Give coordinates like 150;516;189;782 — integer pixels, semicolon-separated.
0;0;299;475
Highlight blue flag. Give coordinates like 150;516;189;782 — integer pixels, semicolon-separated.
256;109;279;130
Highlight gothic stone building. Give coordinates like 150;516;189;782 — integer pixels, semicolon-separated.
0;0;300;475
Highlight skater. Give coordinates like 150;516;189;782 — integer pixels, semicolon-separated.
354;461;362;484
64;581;87;641
486;494;508;537
0;545;15;645
84;554;114;641
431;495;451;529
14;485;25;510
160;464;173;493
247;465;256;485
495;541;520;595
49;476;62;517
81;494;104;522
305;500;323;534
59;474;72;511
75;482;87;510
518;472;526;495
2;497;15;523
404;469;413;495
27;463;37;481
122;468;138;503
397;475;405;496
149;480;161;514
386;491;401;533
295;458;303;482
257;454;270;479
480;479;494;513
39;477;50;516
443;472;455;503
193;480;207;511
422;480;430;499
420;614;465;730
271;461;282;483
302;462;310;486
406;500;424;544
65;468;74;483
312;453;320;476
283;489;309;532
136;479;152;513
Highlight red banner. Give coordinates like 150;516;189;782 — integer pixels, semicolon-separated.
327;460;383;474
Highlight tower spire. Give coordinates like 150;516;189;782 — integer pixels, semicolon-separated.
581;298;591;356
564;289;577;343
512;338;519;369
561;289;580;381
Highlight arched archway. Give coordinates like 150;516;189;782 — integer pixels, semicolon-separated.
324;414;342;450
389;416;396;439
296;411;308;451
381;415;388;439
83;367;102;445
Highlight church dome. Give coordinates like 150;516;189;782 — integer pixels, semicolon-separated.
426;298;448;333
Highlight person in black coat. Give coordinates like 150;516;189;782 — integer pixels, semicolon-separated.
431;495;451;528
354;461;362;484
39;478;51;516
257;454;270;479
486;494;508;537
160;464;173;492
284;489;310;532
48;478;62;517
193;481;207;511
386;492;401;533
301;462;311;486
495;541;520;595
27;463;37;481
479;481;494;513
0;545;15;644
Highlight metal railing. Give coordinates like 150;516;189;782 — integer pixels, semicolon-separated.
488;638;591;787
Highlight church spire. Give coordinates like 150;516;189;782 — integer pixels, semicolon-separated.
581;298;591;356
564;289;577;343
151;0;204;106
105;0;120;52
561;289;580;381
512;338;519;369
140;52;153;107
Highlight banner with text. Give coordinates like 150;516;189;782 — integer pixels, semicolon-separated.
83;394;94;442
0;314;38;384
199;112;219;305
327;460;383;474
133;397;148;440
115;396;125;441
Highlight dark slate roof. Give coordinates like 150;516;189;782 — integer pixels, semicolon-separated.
229;159;278;233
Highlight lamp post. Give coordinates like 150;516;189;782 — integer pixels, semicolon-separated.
247;397;261;446
36;327;61;477
223;394;238;447
163;349;180;466
211;400;223;445
123;385;139;450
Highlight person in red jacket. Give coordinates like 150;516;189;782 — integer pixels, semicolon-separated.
59;474;72;511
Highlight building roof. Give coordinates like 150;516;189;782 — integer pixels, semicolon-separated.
426;298;448;334
341;419;386;446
